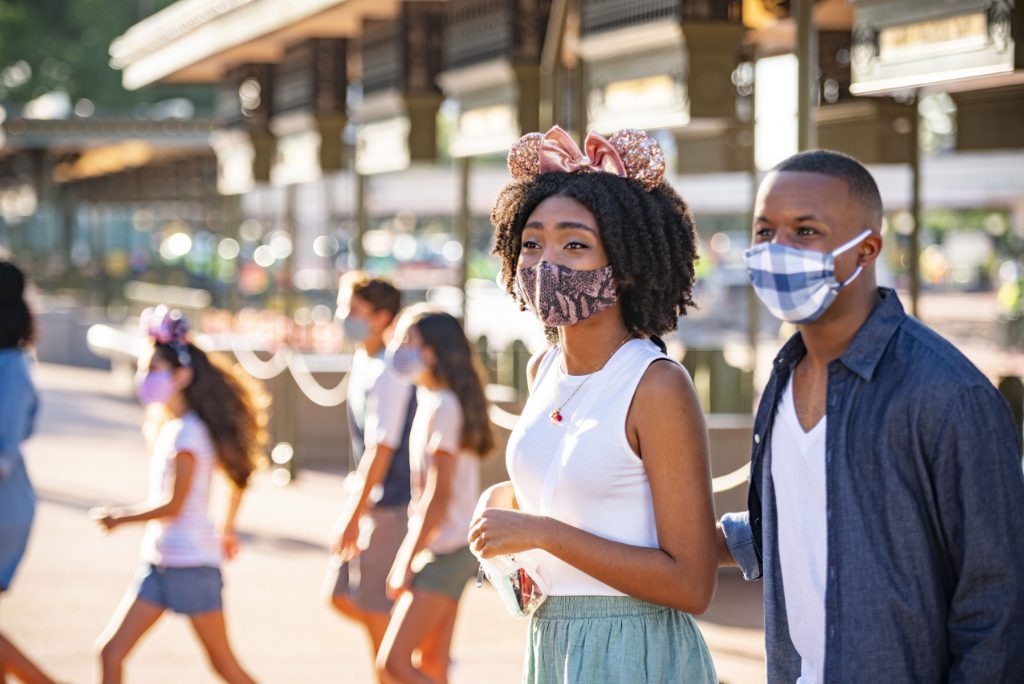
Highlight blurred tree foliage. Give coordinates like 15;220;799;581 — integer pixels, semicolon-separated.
0;0;212;113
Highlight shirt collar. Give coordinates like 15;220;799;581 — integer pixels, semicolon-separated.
771;288;907;382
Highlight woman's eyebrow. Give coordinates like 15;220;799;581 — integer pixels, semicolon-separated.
523;220;597;235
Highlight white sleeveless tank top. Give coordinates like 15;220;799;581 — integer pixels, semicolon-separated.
506;338;675;596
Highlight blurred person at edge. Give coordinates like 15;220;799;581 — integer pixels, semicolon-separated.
719;150;1024;683
325;273;416;679
376;306;493;684
90;306;268;684
0;260;58;684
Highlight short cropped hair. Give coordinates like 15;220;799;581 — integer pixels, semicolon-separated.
340;272;402;318
774;150;884;225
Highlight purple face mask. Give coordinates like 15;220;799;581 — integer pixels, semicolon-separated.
516;262;618;327
136;370;177;406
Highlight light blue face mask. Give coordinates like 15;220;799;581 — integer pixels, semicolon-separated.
341;314;371;344
744;229;871;324
388;345;425;380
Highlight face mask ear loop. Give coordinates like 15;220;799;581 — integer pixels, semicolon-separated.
832;229;872;290
837;264;864;290
831;229;873;257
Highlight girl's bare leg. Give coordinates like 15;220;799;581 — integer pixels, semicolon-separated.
377;590;457;684
0;631;57;684
96;597;164;684
189;611;256;684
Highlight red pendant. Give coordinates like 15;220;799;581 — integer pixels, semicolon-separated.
549;409;563;424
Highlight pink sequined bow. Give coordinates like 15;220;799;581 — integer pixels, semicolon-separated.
538;126;627;178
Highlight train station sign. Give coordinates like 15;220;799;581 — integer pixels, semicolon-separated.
851;0;1024;95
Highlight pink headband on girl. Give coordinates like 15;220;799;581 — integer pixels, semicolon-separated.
507;126;666;192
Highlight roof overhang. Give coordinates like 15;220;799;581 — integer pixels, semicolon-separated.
110;0;407;89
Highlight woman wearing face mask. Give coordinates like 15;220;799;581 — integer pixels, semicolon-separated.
0;260;58;684
376;306;494;684
90;306;268;684
468;127;718;683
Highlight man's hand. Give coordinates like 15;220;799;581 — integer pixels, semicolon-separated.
330;512;362;561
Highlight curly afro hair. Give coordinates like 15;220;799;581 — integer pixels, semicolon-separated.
491;171;699;343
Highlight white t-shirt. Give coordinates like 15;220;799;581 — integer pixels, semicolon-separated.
771;378;828;684
348;348;414;451
408;388;480;555
140;412;221;567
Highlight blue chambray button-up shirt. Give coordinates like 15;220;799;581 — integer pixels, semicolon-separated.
721;288;1024;682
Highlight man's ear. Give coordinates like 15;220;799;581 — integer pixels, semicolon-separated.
858;233;884;265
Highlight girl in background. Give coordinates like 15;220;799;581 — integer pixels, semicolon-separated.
0;260;56;684
91;306;268;684
377;306;494;684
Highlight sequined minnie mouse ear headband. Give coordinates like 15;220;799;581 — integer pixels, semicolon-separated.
140;305;192;367
507;125;666;192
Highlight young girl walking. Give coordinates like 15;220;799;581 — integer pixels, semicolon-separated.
91;306;267;684
376;306;494;684
469;126;718;682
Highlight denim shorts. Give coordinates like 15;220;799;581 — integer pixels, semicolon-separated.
135;564;223;615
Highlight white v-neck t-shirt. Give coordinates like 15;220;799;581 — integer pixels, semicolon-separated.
771;377;828;684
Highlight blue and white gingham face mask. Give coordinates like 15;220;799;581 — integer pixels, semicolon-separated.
744;230;871;324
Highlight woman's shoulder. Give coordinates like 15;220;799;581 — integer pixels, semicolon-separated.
432;387;461;411
171;412;215;454
630;353;701;425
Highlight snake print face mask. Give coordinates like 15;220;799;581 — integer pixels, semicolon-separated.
516;261;618;327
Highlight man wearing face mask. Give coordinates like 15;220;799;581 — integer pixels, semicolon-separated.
718;150;1024;683
325;273;416;676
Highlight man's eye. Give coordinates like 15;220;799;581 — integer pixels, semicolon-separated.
755;227;773;238
797;226;818;236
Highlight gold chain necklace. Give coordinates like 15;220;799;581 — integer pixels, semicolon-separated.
550;333;633;425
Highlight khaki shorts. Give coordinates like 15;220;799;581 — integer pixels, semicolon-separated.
325;504;408;614
410;545;478;602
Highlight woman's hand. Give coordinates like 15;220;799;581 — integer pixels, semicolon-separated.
89;506;121;534
468;508;550;559
221;528;241;561
386;557;414;600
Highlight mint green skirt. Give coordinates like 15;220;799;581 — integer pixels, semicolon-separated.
523;595;717;684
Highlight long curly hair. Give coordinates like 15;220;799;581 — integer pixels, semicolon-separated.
491;171;699;345
154;342;270;488
405;308;494;457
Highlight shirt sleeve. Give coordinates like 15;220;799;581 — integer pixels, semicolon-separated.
427;393;463;457
932;385;1024;683
173;418;210;457
720;510;763;581
364;366;414;451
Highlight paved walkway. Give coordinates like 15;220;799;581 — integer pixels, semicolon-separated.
5;363;765;683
